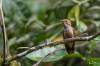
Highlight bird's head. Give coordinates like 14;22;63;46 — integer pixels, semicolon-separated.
60;19;71;25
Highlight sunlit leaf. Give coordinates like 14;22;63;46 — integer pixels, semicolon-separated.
67;5;80;21
8;37;17;47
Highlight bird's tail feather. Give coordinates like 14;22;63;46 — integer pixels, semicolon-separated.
65;42;75;54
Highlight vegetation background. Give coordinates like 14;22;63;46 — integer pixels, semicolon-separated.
0;0;100;66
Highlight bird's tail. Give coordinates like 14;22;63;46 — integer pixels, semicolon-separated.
65;42;75;54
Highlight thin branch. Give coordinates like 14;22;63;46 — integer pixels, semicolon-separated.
17;47;29;50
0;0;9;65
8;31;100;62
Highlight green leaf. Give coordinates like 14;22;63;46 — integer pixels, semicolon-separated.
67;5;87;32
76;21;87;32
63;51;85;59
3;0;13;16
67;5;80;21
88;40;96;50
45;22;61;31
94;37;100;41
88;40;97;54
87;58;100;66
73;0;89;5
26;45;65;62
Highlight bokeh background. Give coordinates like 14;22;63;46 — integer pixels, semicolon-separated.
0;0;100;66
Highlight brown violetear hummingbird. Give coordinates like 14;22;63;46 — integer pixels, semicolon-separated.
61;19;75;54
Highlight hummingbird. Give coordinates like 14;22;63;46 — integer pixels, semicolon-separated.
61;19;75;54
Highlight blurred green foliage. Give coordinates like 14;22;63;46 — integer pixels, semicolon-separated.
0;0;100;66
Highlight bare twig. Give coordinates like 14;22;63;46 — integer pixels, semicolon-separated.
17;47;29;50
8;31;100;62
0;0;9;65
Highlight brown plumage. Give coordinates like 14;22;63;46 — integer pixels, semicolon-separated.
61;19;75;54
